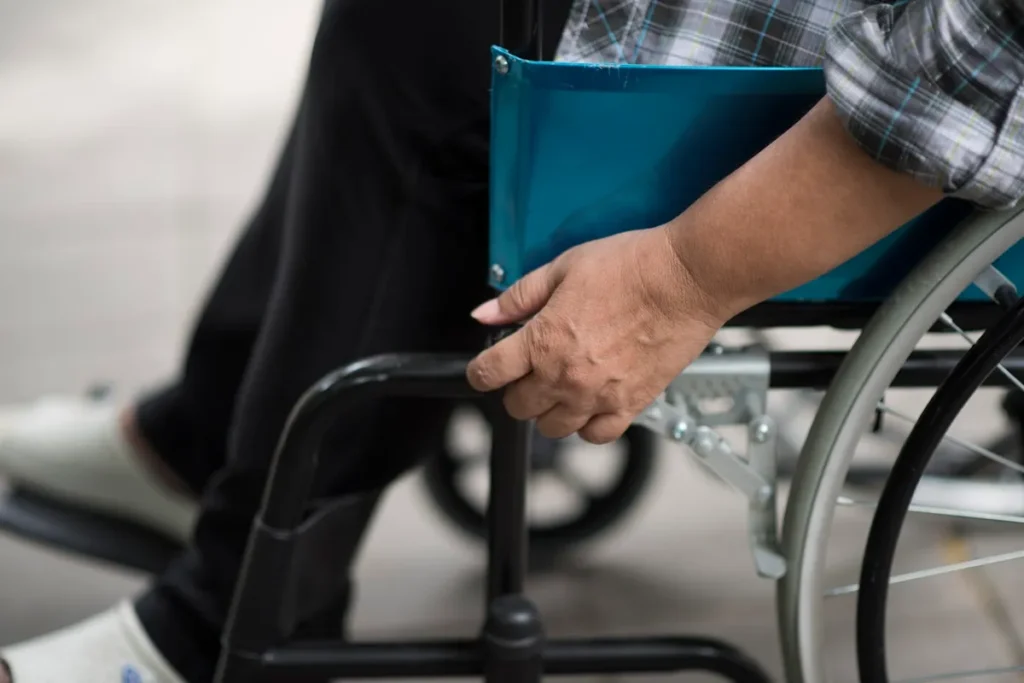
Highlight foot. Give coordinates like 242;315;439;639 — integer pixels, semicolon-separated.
0;602;185;683
0;396;197;543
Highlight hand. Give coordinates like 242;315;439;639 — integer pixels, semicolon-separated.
466;226;726;444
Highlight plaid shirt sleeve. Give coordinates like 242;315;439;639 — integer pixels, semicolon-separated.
824;0;1024;208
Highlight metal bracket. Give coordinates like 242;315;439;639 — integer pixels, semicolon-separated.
633;345;786;579
973;264;1017;302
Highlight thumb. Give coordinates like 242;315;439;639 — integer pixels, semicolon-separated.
471;261;560;325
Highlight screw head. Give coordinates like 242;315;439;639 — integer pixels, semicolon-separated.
490;263;506;283
754;486;773;506
495;55;510;75
752;420;772;443
670;420;689;442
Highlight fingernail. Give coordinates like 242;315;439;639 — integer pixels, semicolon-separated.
470;298;501;322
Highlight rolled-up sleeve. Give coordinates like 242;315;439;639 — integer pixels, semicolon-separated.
824;0;1024;208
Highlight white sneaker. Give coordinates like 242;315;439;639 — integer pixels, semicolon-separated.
1;602;186;683
0;396;197;543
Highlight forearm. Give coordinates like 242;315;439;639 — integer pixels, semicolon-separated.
666;97;944;321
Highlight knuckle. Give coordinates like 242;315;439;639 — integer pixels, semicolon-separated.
596;381;628;411
560;366;591;392
526;317;558;356
581;418;626;445
467;359;495;391
506;280;532;313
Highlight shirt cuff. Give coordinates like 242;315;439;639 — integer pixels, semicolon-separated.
822;2;1024;209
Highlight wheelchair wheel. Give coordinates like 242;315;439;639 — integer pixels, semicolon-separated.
778;206;1024;683
856;295;1024;683
423;402;657;560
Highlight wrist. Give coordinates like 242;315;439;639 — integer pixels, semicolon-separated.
661;213;753;325
656;220;740;328
661;98;944;325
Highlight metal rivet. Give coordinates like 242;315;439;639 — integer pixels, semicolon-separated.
495;55;510;75
490;263;506;283
670;420;689;442
751;420;772;443
754;486;773;505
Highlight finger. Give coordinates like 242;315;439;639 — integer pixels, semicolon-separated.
536;405;592;440
466;329;532;392
579;413;631;445
471;261;561;326
503;374;558;421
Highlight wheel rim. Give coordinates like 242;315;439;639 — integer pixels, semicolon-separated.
779;207;1024;683
857;295;1024;683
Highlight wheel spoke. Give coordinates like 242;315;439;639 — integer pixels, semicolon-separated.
836;495;1024;525
894;664;1024;683
878;403;1024;476
940;312;1024;395
826;547;1024;597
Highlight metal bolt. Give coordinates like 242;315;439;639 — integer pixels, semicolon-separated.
670;420;689;442
694;430;717;458
490;263;506;284
754;486;773;506
710;342;725;355
495;55;510;75
751;420;772;443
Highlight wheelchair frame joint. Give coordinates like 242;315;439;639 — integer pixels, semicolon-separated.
483;595;545;683
633;345;786;579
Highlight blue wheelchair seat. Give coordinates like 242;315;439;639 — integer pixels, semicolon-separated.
488;48;1024;304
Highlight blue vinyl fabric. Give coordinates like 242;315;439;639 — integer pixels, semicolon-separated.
488;48;1024;302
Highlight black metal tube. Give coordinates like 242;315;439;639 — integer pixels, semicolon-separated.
500;0;543;59
483;596;545;683
259;354;477;530
217;354;482;680
261;641;482;680
543;637;771;681
768;349;1024;390
486;404;532;603
258;637;771;682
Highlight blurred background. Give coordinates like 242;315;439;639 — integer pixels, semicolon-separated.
1;3;1021;682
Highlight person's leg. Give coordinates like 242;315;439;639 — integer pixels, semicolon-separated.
138;0;502;673
1;1;574;680
137;0;594;676
3;0;495;680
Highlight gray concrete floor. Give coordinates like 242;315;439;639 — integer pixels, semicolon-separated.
1;2;1022;682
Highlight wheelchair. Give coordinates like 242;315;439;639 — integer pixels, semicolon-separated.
4;0;1024;681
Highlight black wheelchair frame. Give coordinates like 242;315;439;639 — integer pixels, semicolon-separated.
210;5;774;681
213;355;771;683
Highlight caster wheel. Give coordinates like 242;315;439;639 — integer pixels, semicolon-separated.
422;401;657;562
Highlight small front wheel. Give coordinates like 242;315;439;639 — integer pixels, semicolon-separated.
422;401;658;562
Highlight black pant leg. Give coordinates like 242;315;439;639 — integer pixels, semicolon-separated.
137;1;574;679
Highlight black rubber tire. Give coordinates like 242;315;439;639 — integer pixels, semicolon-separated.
856;296;1024;683
422;403;658;560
